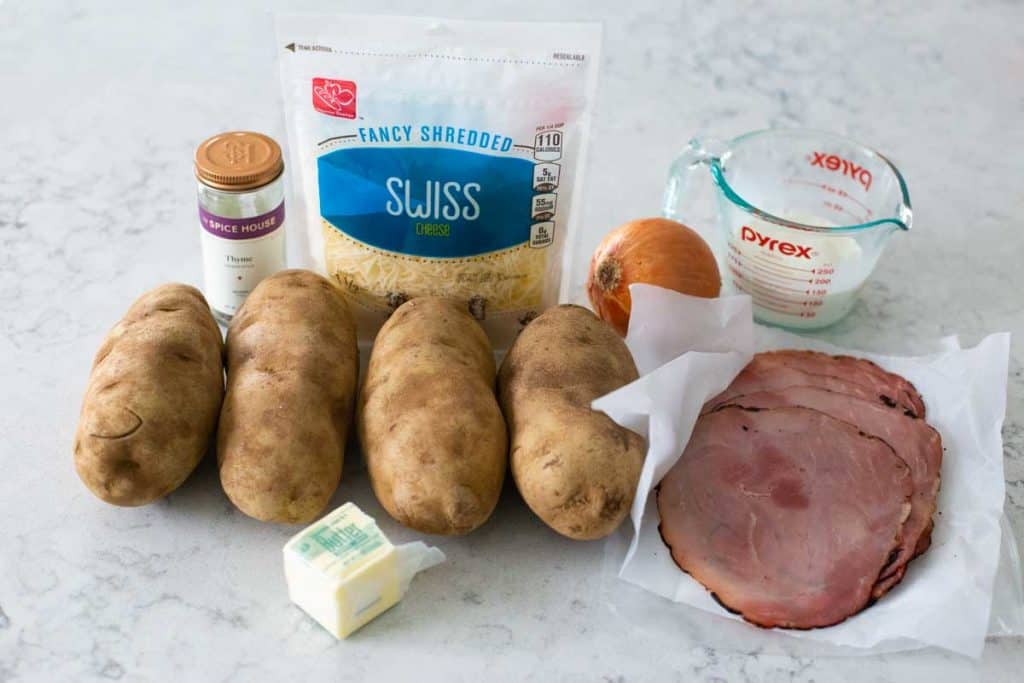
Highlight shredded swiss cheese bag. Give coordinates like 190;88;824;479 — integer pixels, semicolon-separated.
276;13;602;346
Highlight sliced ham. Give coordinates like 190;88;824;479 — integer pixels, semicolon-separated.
830;353;926;418
658;406;913;629
757;350;925;417
713;387;942;598
706;350;926;418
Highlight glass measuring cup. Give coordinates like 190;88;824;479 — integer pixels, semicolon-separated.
663;129;911;329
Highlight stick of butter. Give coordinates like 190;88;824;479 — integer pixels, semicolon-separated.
283;502;445;639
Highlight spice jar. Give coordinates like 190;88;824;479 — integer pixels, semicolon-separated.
194;131;286;323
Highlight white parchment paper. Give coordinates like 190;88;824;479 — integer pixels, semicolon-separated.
595;284;1018;658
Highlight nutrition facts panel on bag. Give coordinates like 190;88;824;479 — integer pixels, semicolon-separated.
530;125;565;249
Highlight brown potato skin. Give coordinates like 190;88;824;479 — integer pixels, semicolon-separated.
73;284;224;506
498;304;645;540
217;270;358;524
358;297;507;535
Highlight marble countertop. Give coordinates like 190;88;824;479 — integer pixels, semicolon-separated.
2;0;1022;680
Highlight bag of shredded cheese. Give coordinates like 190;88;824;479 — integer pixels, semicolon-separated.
275;13;602;346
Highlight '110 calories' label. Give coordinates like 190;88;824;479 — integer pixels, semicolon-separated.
198;202;286;319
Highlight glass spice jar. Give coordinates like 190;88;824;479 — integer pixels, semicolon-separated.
194;131;286;324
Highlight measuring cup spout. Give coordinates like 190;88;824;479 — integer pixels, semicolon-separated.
662;137;726;222
853;190;912;235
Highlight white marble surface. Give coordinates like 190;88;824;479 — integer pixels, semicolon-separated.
2;0;1023;680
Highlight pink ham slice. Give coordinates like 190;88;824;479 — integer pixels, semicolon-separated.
714;387;942;598
706;350;926;418
658;406;913;629
762;351;926;418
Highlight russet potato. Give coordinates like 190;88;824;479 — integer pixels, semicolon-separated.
217;270;358;524
359;297;507;535
74;284;224;506
498;304;645;540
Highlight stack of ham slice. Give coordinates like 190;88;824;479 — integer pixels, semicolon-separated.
657;350;943;629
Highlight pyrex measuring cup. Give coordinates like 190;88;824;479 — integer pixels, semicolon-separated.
663;129;911;329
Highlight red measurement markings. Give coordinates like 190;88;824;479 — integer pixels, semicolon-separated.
728;236;840;321
729;266;806;294
731;247;837;291
731;273;823;319
823;200;866;223
732;280;810;316
731;283;801;308
729;244;818;282
749;251;815;273
729;253;815;290
745;254;815;282
740;251;810;278
783;178;875;220
728;266;811;304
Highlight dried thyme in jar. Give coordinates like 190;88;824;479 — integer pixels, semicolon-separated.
194;131;286;323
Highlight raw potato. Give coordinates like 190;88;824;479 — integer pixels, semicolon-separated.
359;297;507;535
218;270;358;524
498;304;645;540
73;284;224;506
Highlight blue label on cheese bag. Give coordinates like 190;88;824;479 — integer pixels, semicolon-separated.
318;147;535;258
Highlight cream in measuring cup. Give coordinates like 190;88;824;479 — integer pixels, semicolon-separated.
663;129;911;329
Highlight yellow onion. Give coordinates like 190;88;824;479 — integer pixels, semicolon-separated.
586;217;721;335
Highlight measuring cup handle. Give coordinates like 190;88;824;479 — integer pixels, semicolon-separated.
662;137;722;222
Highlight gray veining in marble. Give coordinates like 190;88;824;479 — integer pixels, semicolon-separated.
2;0;1023;681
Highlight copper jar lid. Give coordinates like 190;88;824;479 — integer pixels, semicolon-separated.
194;131;283;191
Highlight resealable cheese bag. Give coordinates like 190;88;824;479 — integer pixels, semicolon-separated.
275;14;602;346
